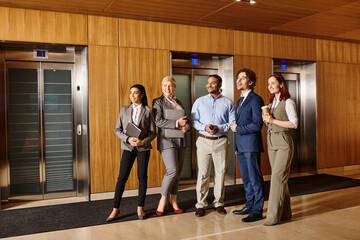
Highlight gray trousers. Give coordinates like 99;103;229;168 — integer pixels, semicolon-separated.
266;131;294;224
160;147;186;196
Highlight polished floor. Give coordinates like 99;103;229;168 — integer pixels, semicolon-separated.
3;169;360;240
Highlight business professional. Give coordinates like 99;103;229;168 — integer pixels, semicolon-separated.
106;84;156;222
191;74;235;217
262;73;298;226
153;76;190;216
231;69;265;222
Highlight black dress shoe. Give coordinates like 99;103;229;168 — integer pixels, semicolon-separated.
195;208;205;217
242;212;263;222
232;207;251;215
216;206;227;215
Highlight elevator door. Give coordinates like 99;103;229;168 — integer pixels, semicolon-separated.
274;72;300;172
172;69;235;181
6;61;77;200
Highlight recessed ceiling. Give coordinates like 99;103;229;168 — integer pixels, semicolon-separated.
1;0;360;42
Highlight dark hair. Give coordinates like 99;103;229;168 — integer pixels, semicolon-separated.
130;84;148;106
208;74;222;84
237;68;256;90
268;73;291;103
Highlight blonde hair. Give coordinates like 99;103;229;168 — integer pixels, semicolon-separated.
161;76;176;87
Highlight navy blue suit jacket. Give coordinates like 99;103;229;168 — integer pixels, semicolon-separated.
235;91;264;153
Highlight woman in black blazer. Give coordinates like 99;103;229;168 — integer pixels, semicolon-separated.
106;84;156;222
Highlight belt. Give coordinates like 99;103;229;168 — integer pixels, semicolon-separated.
199;134;226;140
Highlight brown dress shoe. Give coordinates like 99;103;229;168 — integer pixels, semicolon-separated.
195;208;205;217
216;206;227;215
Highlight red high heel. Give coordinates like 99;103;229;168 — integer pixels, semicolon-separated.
156;203;165;216
168;202;183;214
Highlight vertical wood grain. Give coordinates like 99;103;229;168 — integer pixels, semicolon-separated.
317;62;348;168
119;19;169;49
273;35;316;61
234;31;273;57
347;64;360;165
119;47;170;189
88;15;118;46
317;39;360;64
170;24;234;54
233;55;273;176
0;7;87;45
89;45;120;193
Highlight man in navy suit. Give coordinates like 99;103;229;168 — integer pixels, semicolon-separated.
231;68;265;222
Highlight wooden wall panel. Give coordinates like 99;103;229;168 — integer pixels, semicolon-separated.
234;31;273;57
273;35;316;61
119;47;170;189
89;45;120;193
317;62;348;168
347;64;360;165
233;55;273;176
88;15;118;46
316;39;360;64
119;19;169;50
0;7;87;45
170;24;234;54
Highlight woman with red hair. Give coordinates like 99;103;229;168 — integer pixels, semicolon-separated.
262;73;298;226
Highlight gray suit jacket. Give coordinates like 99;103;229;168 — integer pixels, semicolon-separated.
114;104;156;152
152;95;188;151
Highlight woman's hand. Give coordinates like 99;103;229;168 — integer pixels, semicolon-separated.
180;124;189;133
178;116;187;127
262;114;274;124
129;137;145;147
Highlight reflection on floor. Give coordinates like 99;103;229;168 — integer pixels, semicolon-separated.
2;170;360;240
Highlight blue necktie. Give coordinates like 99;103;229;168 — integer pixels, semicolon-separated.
237;96;244;114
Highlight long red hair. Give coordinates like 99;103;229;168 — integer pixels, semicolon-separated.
268;73;291;103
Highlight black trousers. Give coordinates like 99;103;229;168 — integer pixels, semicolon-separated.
113;149;150;208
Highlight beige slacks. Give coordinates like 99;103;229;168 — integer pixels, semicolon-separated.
266;131;294;224
195;136;229;209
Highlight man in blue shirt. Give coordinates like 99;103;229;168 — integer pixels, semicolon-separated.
191;74;235;217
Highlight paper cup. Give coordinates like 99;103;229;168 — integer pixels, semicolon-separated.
261;106;270;115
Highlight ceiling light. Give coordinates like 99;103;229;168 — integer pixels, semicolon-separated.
236;0;257;3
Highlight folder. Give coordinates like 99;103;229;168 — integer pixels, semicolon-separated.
125;121;141;138
164;109;185;138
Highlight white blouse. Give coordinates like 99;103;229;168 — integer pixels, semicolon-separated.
271;98;298;129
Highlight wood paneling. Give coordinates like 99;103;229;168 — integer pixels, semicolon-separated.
347;64;360;165
0;7;87;45
273;13;360;37
233;55;273;176
273;35;316;61
119;19;169;50
170;24;234;54
316;39;360;64
119;47;170;189
88;15;118;46
234;31;273;57
89;45;120;193
317;62;348;169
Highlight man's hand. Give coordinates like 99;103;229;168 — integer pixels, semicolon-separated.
205;124;219;135
231;121;237;132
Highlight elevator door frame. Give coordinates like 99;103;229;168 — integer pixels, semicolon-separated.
5;61;77;200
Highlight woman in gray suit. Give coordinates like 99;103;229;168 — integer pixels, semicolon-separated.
153;76;189;216
106;84;156;222
262;74;298;226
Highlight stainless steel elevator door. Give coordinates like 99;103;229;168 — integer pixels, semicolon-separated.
6;62;76;200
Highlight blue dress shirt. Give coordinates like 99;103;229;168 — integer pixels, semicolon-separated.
191;94;235;137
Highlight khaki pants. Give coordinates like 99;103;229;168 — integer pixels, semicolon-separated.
195;136;229;209
266;131;293;224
